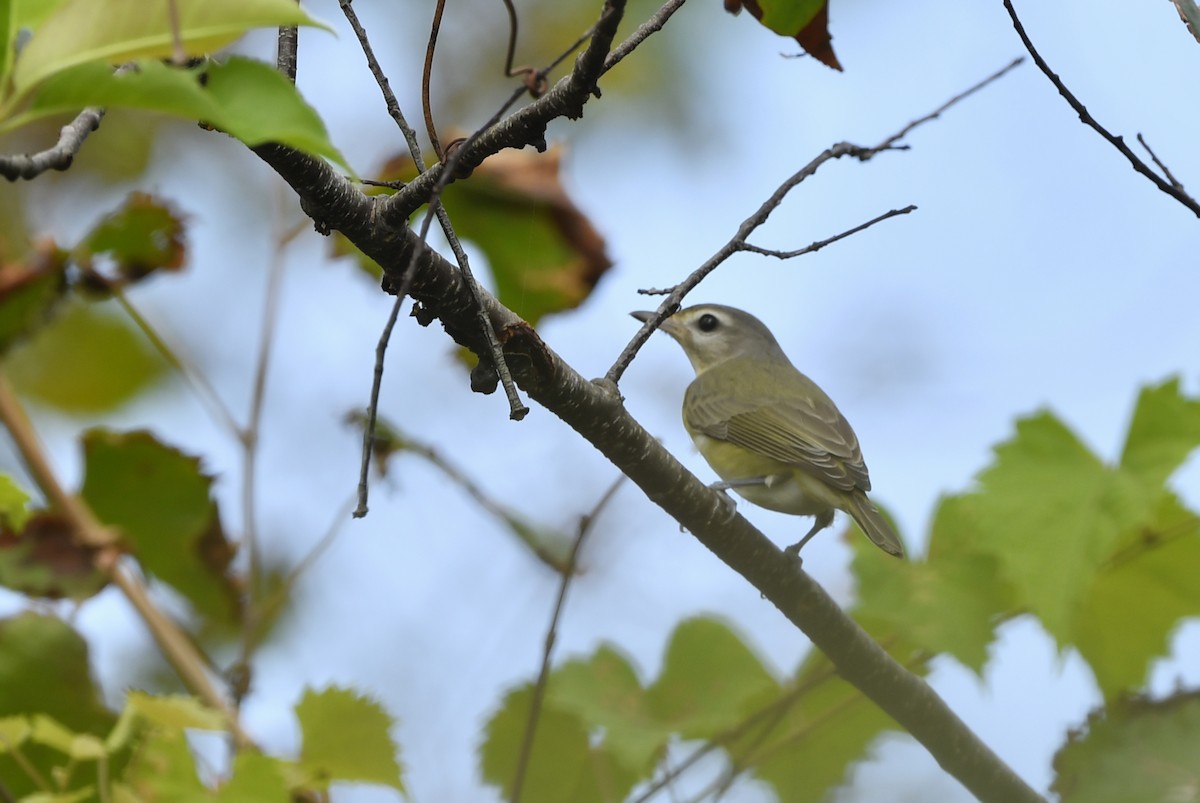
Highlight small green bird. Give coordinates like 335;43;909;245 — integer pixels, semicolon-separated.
632;304;903;559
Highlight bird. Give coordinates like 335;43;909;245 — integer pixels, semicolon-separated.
632;303;903;559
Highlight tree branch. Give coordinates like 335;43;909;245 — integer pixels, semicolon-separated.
246;22;1041;803
252;139;1042;802
0;107;104;181
1002;0;1200;217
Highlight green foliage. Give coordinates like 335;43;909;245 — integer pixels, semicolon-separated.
479;379;1200;801
0;0;346;169
853;378;1200;702
0;612;115;800
0;472;32;530
481;616;908;803
1052;690;1200;802
0;243;69;354
4;301;166;411
5;0;328;101
80;429;242;623
76;192;186;283
334;149;612;326
295;686;406;793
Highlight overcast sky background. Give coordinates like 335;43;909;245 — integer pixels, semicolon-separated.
5;0;1200;800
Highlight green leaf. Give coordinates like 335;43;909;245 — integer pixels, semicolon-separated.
350;148;611;324
644;616;781;739
0;243;69;354
853;497;1014;673
0;474;32;531
1119;377;1200;491
80;429;241;624
121;727;208;802
76;192;187;286
0;613;113;732
480;683;638;803
965;411;1154;640
31;714;106;760
0;511;108;601
750;645;913;803
201;58;350;171
723;0;841;70
9;0;329;99
546;645;668;775
125;692;225;731
216;751;290;803
1072;492;1200;699
1052;691;1200;802
0;715;32;751
295;686;405;792
5;301;166;412
8;58;350;171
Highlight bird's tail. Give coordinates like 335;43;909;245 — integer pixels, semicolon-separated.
845;491;904;558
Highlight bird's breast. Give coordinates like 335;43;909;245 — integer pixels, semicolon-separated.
689;433;840;516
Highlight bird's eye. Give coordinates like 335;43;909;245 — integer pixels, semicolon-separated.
697;313;719;332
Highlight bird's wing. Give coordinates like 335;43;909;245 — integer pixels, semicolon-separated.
684;369;871;492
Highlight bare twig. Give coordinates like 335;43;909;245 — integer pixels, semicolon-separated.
1003;0;1200;217
603;0;687;73
0;375;249;747
339;0;425;164
510;476;626;803
422;0;449;160
0;108;105;181
112;292;242;440
606;57;1024;384
871;56;1024;157
354;295;405;518
1137;133;1186;192
277;24;299;82
738;204;917;260
237;222;298;673
251;19;1042;803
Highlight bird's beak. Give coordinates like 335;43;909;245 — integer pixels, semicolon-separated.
631;310;682;339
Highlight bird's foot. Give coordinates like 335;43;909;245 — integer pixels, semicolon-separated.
707;483;740;524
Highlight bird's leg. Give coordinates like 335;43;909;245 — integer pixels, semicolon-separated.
784;509;836;559
705;481;746;524
709;476;771;492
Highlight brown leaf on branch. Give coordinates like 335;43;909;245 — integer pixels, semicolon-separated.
724;0;842;71
336;145;612;327
0;512;109;601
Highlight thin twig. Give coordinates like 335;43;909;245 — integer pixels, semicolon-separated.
603;0;687;73
630;664;837;803
251;493;359;639
237;221;298;671
276;24;299;83
510;476;626;803
738;204;917;260
0;375;249;747
606;57;1024;384
354;295;406;518
1137;133;1185;192
165;0;186;65
871;56;1024;157
1002;0;1200;217
422;0;448;160
339;0;426;165
0;107;104;181
111;292;242;441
